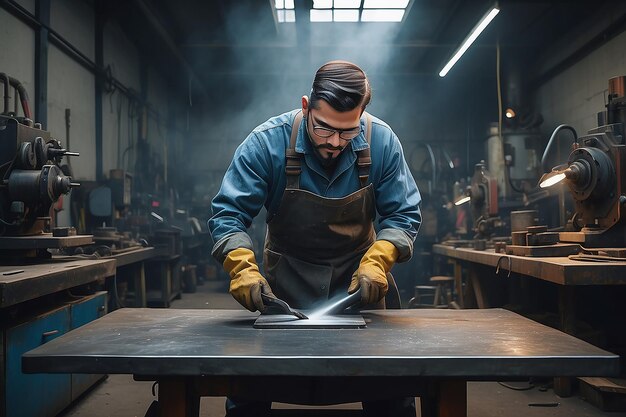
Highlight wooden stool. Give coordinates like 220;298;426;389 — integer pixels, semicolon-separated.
407;285;438;308
429;276;455;308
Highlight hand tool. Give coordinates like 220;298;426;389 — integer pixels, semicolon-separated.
261;293;308;320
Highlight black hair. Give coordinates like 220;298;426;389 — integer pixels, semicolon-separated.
310;61;371;112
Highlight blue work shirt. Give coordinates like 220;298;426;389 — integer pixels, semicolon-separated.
209;109;422;263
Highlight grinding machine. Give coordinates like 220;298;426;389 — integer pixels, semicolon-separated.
0;73;91;258
455;160;506;241
539;76;626;249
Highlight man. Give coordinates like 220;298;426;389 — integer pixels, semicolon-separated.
209;61;421;416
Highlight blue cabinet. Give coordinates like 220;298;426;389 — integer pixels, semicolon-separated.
2;291;108;417
6;305;72;417
69;292;108;401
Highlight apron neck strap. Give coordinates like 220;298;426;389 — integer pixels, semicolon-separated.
357;112;372;188
285;110;372;189
286;111;303;189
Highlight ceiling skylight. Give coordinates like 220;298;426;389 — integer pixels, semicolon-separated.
275;0;295;23
334;0;362;8
363;0;409;8
310;9;333;22
334;9;360;22
276;0;411;23
361;9;405;22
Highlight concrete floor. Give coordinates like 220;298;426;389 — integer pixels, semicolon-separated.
58;278;626;417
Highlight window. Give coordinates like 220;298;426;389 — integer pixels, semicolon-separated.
275;0;411;23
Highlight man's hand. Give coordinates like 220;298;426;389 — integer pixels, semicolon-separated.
223;248;275;312
348;240;399;305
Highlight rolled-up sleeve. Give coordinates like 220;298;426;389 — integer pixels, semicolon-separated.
373;129;422;262
209;133;272;262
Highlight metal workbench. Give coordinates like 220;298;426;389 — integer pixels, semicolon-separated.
23;308;619;417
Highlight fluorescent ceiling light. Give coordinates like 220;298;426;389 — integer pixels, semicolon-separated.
313;0;332;8
334;9;359;21
363;0;409;8
361;9;404;22
454;196;471;206
439;5;499;77
310;9;333;21
334;0;362;8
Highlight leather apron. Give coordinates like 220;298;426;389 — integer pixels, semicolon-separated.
263;111;382;309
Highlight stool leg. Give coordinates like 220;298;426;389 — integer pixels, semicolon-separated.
433;285;441;307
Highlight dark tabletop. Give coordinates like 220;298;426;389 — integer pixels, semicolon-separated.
23;308;619;378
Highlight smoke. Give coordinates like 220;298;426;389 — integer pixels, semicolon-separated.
183;3;496;218
186;4;418;171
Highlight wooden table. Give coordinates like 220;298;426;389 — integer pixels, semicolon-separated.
23;308;619;417
432;243;626;397
108;246;159;308
0;258;115;308
432;243;626;324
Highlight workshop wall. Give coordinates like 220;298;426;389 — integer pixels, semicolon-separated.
47;45;96;181
0;8;36;116
535;30;626;137
102;20;141;175
145;66;168;191
47;1;96;227
532;3;626;170
13;0;34;14
1;0;189;228
188;70;492;176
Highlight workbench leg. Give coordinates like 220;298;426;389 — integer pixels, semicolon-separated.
453;261;464;308
468;268;488;309
158;378;200;417
555;286;576;397
135;263;147;307
421;380;467;417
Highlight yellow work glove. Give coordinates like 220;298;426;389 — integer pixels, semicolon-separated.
348;240;399;305
223;248;274;312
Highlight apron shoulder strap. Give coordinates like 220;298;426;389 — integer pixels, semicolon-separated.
286;111;303;189
356;112;372;188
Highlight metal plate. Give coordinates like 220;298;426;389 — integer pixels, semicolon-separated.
254;314;365;329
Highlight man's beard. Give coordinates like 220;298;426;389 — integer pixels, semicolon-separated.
305;119;344;167
314;144;344;167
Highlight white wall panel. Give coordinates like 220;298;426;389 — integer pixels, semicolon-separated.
50;0;95;62
146;67;169;182
14;0;35;16
102;21;141;175
0;8;36;117
534;30;626;138
47;44;96;181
